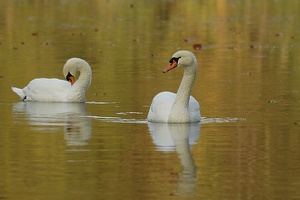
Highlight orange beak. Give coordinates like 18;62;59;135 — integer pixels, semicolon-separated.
66;72;75;86
163;60;178;73
68;76;75;86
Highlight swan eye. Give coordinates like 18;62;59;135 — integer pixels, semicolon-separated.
169;57;181;63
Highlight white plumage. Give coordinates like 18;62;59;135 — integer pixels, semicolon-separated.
147;50;201;123
12;58;92;102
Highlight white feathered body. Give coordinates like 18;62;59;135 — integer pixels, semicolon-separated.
12;78;78;102
12;58;91;103
147;91;200;123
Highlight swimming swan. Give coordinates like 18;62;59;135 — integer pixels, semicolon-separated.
12;58;92;102
147;50;201;123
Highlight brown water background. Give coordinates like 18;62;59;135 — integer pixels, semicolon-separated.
0;1;300;199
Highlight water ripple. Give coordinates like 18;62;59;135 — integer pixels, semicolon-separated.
85;115;245;124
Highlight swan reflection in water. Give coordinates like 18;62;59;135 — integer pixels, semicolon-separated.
13;102;92;146
148;122;200;197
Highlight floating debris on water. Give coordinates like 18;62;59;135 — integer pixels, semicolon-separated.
268;99;279;104
193;43;202;50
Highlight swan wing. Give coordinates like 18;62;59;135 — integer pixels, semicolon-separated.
147;92;175;122
22;78;71;102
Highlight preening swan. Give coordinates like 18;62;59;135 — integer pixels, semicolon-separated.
147;50;201;123
12;58;92;102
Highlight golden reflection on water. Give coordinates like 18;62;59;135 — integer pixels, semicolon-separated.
0;0;300;199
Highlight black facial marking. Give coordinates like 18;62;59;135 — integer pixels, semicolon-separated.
66;72;73;81
169;57;181;63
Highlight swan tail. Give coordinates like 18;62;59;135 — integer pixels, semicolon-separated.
12;87;26;101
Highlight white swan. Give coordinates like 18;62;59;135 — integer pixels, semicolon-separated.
147;50;201;123
12;58;92;102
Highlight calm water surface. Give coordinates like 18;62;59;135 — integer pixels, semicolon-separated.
0;1;300;199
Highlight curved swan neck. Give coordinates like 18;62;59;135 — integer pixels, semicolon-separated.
72;62;92;90
68;61;92;102
176;64;197;105
168;58;197;122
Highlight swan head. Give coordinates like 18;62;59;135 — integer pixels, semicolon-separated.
63;58;88;86
163;50;197;73
65;72;75;85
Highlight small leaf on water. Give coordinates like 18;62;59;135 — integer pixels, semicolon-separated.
193;44;202;50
